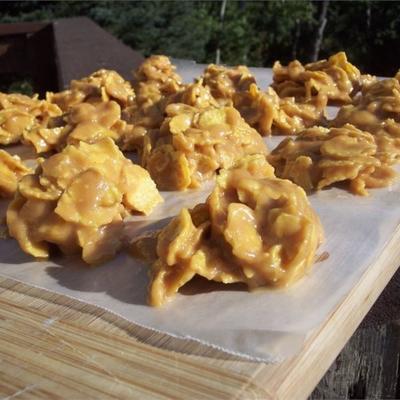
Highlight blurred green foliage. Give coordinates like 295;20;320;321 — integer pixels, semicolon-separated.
0;74;34;95
1;0;399;76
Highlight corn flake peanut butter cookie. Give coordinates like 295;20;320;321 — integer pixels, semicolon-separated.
272;52;361;105
332;78;400;165
121;79;219;151
119;56;184;152
47;69;135;112
234;84;327;136
7;137;162;264
0;150;31;198
269;124;396;196
202;64;256;105
146;155;323;306
0;93;62;146
133;55;183;106
142;104;268;190
24;100;136;153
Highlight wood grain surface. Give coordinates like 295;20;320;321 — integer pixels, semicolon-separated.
310;321;400;399
0;223;399;399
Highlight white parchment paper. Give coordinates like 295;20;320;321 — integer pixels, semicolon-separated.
0;66;399;362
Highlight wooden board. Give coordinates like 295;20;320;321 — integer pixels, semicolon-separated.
0;225;399;399
310;321;400;399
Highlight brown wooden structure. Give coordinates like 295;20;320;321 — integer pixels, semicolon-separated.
0;17;144;96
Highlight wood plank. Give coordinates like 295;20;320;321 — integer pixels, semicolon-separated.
52;17;144;87
254;225;400;399
310;322;400;399
0;279;268;399
0;18;144;95
0;221;399;399
0;22;47;36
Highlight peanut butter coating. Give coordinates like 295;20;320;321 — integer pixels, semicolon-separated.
146;156;323;306
269;124;396;196
7;138;162;264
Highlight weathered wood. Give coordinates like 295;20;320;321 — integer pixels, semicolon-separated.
381;323;400;399
311;322;400;399
361;267;400;329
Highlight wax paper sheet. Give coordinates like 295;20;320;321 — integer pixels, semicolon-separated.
0;65;399;362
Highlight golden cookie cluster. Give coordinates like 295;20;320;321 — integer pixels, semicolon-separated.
133;55;183;105
47;69;135;111
234;84;326;135
142;105;268;190
201;64;256;104
332;77;400;165
269;124;396;196
0;93;62;146
23;69;136;153
122;56;225;152
121;80;218;151
272;52;361;104
0;150;31;198
7;138;162;264
26;100;135;153
147;156;323;306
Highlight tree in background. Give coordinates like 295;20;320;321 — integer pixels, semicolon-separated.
311;0;330;62
0;0;399;75
322;0;400;76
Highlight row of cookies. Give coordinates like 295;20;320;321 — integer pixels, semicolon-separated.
127;54;399;305
0;52;398;307
2;52;398;197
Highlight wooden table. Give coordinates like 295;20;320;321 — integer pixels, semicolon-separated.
311;319;400;399
0;253;399;400
310;264;400;400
